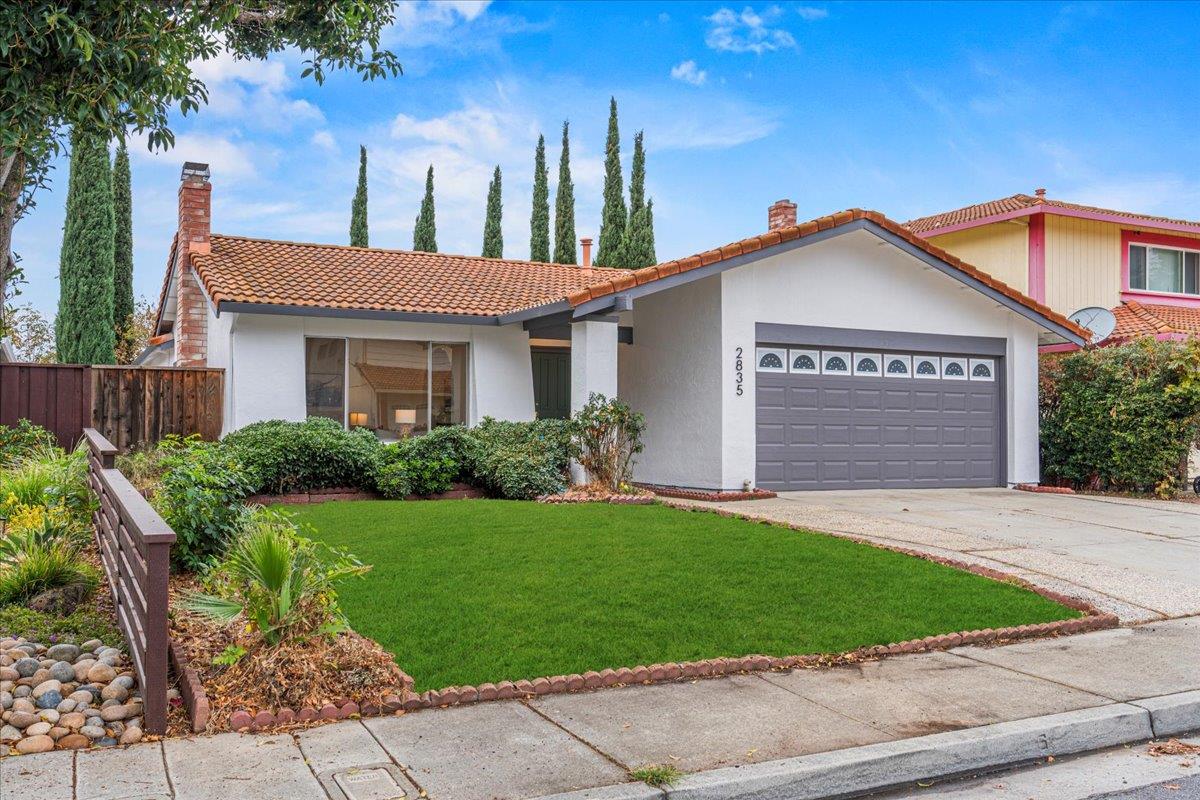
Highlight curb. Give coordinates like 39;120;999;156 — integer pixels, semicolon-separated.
1131;690;1200;738
656;703;1155;800
529;696;1200;800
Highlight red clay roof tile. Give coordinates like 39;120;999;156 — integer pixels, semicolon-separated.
1110;301;1200;341
904;193;1200;235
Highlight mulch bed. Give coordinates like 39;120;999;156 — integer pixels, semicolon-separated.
165;575;412;735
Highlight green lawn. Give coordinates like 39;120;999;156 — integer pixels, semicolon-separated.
287;500;1078;690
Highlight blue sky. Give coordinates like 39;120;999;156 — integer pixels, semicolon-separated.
13;0;1200;316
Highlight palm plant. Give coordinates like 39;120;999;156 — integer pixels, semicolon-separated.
184;509;369;646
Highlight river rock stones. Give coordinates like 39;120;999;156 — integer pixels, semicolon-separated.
2;636;142;754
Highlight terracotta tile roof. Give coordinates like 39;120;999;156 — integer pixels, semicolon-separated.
1110;301;1200;341
566;208;1089;341
904;193;1200;235
189;234;631;317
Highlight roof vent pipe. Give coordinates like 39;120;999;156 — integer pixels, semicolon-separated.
580;237;593;276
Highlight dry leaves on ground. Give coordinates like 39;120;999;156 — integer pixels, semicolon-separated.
167;575;409;732
1149;739;1200;757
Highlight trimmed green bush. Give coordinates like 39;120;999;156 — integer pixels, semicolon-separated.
1040;339;1200;495
374;426;475;497
467;417;571;500
0;420;58;468
152;440;254;571
223;417;382;495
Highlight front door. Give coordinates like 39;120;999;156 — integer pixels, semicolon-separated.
532;348;571;419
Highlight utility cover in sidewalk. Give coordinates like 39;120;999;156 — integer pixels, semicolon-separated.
332;767;409;800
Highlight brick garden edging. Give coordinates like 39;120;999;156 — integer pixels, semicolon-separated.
169;640;210;733
245;483;485;506
638;484;778;502
1015;483;1076;495
223;501;1118;732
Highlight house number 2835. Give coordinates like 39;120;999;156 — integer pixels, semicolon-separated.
734;347;744;396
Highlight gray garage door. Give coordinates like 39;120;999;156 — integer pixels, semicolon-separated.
755;347;1002;491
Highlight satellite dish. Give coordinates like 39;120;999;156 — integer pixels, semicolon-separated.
1068;306;1117;344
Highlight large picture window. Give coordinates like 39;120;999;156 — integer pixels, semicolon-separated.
305;338;346;423
1129;243;1200;296
306;337;468;441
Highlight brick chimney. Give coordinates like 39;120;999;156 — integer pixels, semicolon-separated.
174;162;211;367
580;237;593;276
1034;187;1047;202
768;199;797;231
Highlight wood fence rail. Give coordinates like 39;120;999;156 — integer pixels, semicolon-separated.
85;428;176;735
0;363;223;451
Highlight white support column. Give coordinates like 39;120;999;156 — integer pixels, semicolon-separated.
570;319;619;484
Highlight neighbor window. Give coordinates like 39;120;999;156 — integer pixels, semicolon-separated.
1129;244;1200;296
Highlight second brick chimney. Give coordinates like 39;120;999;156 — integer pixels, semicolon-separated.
174;162;211;367
768;199;797;231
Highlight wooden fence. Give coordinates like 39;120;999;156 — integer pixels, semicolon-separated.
85;428;176;735
0;363;223;451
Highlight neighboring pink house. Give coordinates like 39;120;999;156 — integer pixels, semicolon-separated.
904;191;1200;348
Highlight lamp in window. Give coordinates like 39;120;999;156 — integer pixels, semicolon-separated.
394;408;417;438
349;412;368;428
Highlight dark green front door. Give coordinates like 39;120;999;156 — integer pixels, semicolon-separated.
532;348;571;419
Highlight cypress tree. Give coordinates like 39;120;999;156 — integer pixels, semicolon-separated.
529;134;550;263
481;165;503;258
112;137;134;338
594;97;627;268
552;121;576;264
350;145;369;247
413;165;437;252
56;128;116;364
624;199;657;268
628;130;646;220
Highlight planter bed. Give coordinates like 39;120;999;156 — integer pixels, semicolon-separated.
246;482;485;506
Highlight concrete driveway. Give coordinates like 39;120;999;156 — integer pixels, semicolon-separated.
672;488;1200;623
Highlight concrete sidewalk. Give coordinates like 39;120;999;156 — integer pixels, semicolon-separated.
668;489;1200;623
4;616;1198;800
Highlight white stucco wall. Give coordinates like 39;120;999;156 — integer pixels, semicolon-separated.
619;275;723;488
223;312;534;433
717;229;1044;489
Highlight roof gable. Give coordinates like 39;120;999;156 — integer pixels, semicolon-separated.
904;193;1200;237
567;208;1089;343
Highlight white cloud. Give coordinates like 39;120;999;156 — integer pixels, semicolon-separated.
795;6;829;21
658;12;671;23
392;0;491;30
189;47;323;132
311;131;337;153
670;60;708;86
127;131;263;183
705;6;796;54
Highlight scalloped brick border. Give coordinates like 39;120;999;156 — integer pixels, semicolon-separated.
169;639;210;733
224;502;1117;731
1015;483;1075;494
638;484;778;502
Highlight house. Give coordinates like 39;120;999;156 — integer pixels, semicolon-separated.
148;163;1085;492
904;190;1200;347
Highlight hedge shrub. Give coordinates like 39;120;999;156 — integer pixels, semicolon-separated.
152;440;255;571
374;426;476;498
467;417;571;500
223;417;382;494
1040;339;1200;495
